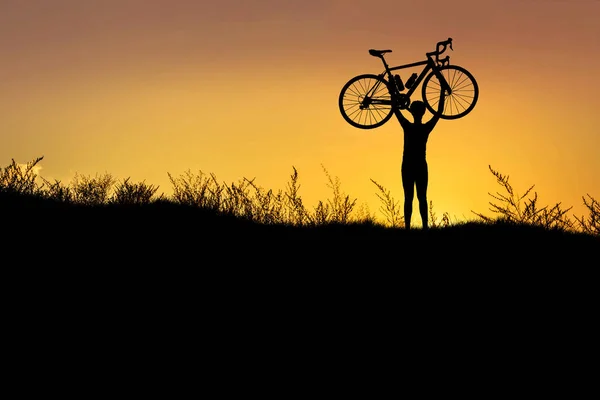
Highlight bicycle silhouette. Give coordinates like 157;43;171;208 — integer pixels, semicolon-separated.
339;38;479;129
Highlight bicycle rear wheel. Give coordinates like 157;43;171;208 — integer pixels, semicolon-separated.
338;74;394;129
422;66;479;120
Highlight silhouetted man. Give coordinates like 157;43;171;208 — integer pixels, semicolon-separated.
394;92;445;230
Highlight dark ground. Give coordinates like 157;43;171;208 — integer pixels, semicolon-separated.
2;192;597;395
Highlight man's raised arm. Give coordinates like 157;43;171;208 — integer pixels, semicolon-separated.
394;107;410;129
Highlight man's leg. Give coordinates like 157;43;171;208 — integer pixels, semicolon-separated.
404;196;413;229
416;164;429;229
402;166;414;230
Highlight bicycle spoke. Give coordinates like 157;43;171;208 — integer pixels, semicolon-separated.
450;92;472;112
447;72;473;115
451;78;474;94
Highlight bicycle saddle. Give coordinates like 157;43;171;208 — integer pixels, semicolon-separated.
369;49;392;57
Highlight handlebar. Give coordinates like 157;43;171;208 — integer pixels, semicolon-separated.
427;38;453;66
437;38;453;54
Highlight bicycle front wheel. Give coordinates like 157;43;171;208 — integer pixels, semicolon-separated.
422;65;479;120
338;74;394;129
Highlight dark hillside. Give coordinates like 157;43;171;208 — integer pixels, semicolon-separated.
3;191;597;379
2;192;597;266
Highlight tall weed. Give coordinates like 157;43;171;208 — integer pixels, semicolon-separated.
370;178;403;228
575;194;600;236
111;178;160;205
0;156;44;195
320;164;357;224
473;165;575;231
70;172;115;206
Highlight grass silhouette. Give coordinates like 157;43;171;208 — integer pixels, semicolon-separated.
1;156;598;266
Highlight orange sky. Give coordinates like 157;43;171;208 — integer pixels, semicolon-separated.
2;0;599;226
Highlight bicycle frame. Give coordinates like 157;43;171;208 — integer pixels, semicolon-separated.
389;58;449;97
367;45;452;108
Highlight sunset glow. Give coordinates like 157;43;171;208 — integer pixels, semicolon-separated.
2;0;599;226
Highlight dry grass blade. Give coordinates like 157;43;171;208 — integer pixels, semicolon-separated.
370;178;403;228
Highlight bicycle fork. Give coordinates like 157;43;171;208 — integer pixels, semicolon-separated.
435;71;453;96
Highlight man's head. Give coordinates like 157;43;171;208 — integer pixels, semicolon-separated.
409;101;426;119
